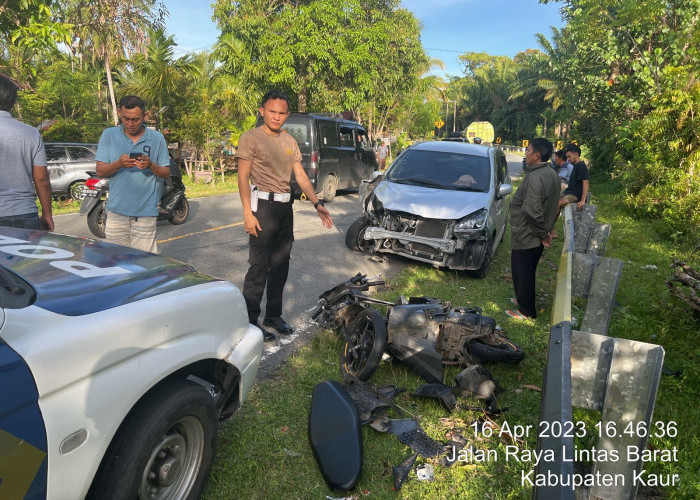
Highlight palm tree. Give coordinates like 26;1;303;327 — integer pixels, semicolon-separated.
119;27;189;130
65;0;167;124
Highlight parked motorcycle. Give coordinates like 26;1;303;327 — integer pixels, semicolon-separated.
79;161;189;239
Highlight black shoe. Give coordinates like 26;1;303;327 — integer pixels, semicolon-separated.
263;316;294;335
253;322;275;341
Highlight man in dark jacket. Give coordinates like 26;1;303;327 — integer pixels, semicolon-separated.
507;138;560;319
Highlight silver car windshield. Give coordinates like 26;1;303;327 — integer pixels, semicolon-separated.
386;150;490;192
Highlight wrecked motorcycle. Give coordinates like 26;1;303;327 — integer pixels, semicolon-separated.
312;273;524;383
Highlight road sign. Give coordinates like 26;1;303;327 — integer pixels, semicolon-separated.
522;140;529;148
556;140;564;150
495;137;502;144
435;118;445;129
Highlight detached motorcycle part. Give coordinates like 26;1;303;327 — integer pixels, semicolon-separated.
386;334;444;384
87;200;107;238
467;335;524;364
308;381;363;491
454;364;503;401
340;308;387;381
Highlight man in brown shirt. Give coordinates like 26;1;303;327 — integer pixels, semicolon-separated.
237;90;333;341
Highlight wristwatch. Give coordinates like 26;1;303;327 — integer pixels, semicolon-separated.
314;200;325;209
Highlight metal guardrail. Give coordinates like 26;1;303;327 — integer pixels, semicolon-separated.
533;205;575;500
534;204;665;500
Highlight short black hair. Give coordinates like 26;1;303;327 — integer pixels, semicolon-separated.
530;137;553;162
260;90;291;109
555;149;567;160
565;143;581;156
0;74;18;112
118;95;146;113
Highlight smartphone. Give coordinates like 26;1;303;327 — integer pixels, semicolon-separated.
129;152;143;159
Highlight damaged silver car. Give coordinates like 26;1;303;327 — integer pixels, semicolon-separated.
346;141;513;277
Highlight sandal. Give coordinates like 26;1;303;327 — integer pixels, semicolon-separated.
505;309;529;320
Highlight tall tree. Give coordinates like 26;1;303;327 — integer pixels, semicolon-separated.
63;0;167;124
212;0;427;125
119;27;188;130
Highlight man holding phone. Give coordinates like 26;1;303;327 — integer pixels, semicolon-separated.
96;95;171;252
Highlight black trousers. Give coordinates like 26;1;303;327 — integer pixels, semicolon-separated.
511;244;545;318
243;199;294;323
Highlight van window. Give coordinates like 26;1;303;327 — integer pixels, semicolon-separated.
339;125;354;148
356;127;372;151
282;123;311;153
318;121;339;147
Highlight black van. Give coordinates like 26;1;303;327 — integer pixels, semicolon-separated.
256;113;378;201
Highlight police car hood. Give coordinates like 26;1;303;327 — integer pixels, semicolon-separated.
373;180;491;220
0;228;217;316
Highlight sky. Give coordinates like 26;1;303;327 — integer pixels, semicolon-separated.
164;0;565;78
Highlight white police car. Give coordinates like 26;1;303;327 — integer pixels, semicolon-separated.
0;227;263;499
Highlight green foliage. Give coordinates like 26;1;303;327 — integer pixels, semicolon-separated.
213;0;428;137
543;0;700;242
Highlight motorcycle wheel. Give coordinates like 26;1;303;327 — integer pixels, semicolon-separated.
340;308;387;381
87;201;107;238
467;335;524;364
169;197;189;225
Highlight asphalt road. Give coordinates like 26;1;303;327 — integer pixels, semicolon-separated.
54;152;524;379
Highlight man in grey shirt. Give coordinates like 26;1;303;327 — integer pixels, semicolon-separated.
0;74;53;231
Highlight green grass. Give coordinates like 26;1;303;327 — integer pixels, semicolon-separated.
202;169;699;499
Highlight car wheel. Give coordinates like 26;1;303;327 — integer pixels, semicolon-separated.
87;201;107;238
475;237;493;279
345;217;371;252
87;379;217;500
70;181;87;201
169;197;189;225
340;308;387;381
322;174;338;202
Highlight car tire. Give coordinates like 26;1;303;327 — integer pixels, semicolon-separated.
69;181;87;201
467;336;525;364
87;201;107;239
475;237;493;279
87;379;217;500
169;197;189;225
345;217;371;252
322;174;338;202
340;308;387;381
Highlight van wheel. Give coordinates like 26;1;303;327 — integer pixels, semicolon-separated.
322;174;338;202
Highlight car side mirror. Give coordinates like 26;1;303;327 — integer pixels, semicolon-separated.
498;183;513;198
370;170;383;181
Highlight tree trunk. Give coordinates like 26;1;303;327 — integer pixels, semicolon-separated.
105;53;118;125
297;89;307;113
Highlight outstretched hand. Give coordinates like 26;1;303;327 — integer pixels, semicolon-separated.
317;205;333;229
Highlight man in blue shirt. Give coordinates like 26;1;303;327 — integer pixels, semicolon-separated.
96;96;170;252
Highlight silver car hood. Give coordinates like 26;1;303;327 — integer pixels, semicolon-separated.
373;180;490;220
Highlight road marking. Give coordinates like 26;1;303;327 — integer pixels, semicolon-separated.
157;221;243;244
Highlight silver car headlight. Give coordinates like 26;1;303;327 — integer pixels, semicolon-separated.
453;209;487;234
